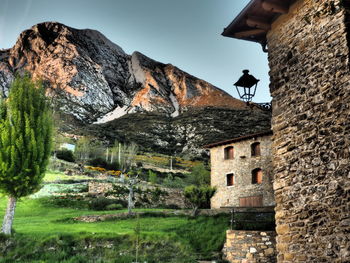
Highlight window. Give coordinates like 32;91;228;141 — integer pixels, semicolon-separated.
252;168;263;184
251;142;261;157
224;146;234;160
226;173;234;186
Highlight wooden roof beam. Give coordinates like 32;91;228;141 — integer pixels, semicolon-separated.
246;16;271;31
262;0;289;14
234;29;266;39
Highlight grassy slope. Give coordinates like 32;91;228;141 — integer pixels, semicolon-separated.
0;198;179;237
43;170;91;183
0;197;229;262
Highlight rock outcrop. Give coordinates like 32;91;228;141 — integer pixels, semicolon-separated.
0;22;249;123
0;22;271;156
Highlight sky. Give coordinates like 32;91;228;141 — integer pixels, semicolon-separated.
0;0;271;103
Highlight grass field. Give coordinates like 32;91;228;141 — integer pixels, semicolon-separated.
0;197;230;262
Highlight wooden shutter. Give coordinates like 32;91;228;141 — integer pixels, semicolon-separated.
239;195;263;207
251;142;261;157
229;147;234;159
255;143;261;156
252;168;263;184
257;170;263;184
224;146;234;160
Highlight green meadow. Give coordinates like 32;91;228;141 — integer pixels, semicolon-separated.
0;195;229;262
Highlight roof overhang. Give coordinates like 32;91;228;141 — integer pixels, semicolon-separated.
203;130;273;149
222;0;298;50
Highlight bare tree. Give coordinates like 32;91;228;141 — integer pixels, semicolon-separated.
108;140;121;164
118;142;139;215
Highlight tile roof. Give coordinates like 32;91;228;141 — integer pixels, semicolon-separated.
203;130;272;149
222;0;298;47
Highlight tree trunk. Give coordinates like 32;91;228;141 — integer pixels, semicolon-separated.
118;143;121;164
1;196;17;235
191;206;199;217
110;152;114;164
128;184;134;216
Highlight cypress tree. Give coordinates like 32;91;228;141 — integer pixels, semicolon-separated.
0;74;52;235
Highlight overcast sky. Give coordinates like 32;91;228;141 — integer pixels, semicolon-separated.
0;0;271;102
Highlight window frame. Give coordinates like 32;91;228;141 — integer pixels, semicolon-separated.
224;146;234;160
251;142;261;157
226;173;234;186
252;168;263;184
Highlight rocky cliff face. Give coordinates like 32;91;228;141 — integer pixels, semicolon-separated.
0;22;249;122
0;22;271;156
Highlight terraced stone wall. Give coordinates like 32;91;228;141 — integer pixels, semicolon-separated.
223;230;276;263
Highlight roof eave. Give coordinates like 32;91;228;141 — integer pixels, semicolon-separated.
222;0;257;37
203;130;273;149
222;0;298;46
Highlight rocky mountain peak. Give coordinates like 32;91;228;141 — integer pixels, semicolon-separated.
0;22;249;123
0;22;271;156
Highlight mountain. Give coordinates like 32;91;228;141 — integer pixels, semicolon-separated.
0;22;271;156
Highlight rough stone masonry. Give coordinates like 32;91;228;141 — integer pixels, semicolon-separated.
208;132;275;209
267;0;350;262
223;230;276;263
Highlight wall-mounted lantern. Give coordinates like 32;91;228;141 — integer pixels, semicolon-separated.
234;70;259;103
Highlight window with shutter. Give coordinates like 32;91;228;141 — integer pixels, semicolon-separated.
252;168;263;184
251;142;261;157
224;146;234;160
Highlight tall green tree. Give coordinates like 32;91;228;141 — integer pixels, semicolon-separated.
0;74;52;235
187;163;210;186
184;185;216;217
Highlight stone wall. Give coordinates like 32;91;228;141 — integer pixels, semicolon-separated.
88;181;186;208
88;181;114;194
267;0;350;261
210;134;275;208
223;230;276;263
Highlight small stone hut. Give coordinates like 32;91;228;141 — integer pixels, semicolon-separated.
205;130;275;209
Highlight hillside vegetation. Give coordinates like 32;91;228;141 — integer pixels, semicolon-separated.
0;196;229;262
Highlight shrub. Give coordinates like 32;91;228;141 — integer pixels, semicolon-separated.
186;163;210;186
56;149;75;162
106;170;121;177
0;232;8;241
174;214;230;260
184;185;216;216
105;161;120;171
107;184;129;198
40;196;88;209
87;157;107;168
162;174;186;188
88;197;127;211
161;204;180;209
106;203;124;210
88;197;116;211
150;187;167;203
60;184;88;194
148;170;157;184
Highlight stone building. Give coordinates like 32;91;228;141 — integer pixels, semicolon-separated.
223;0;350;262
206;131;275;209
